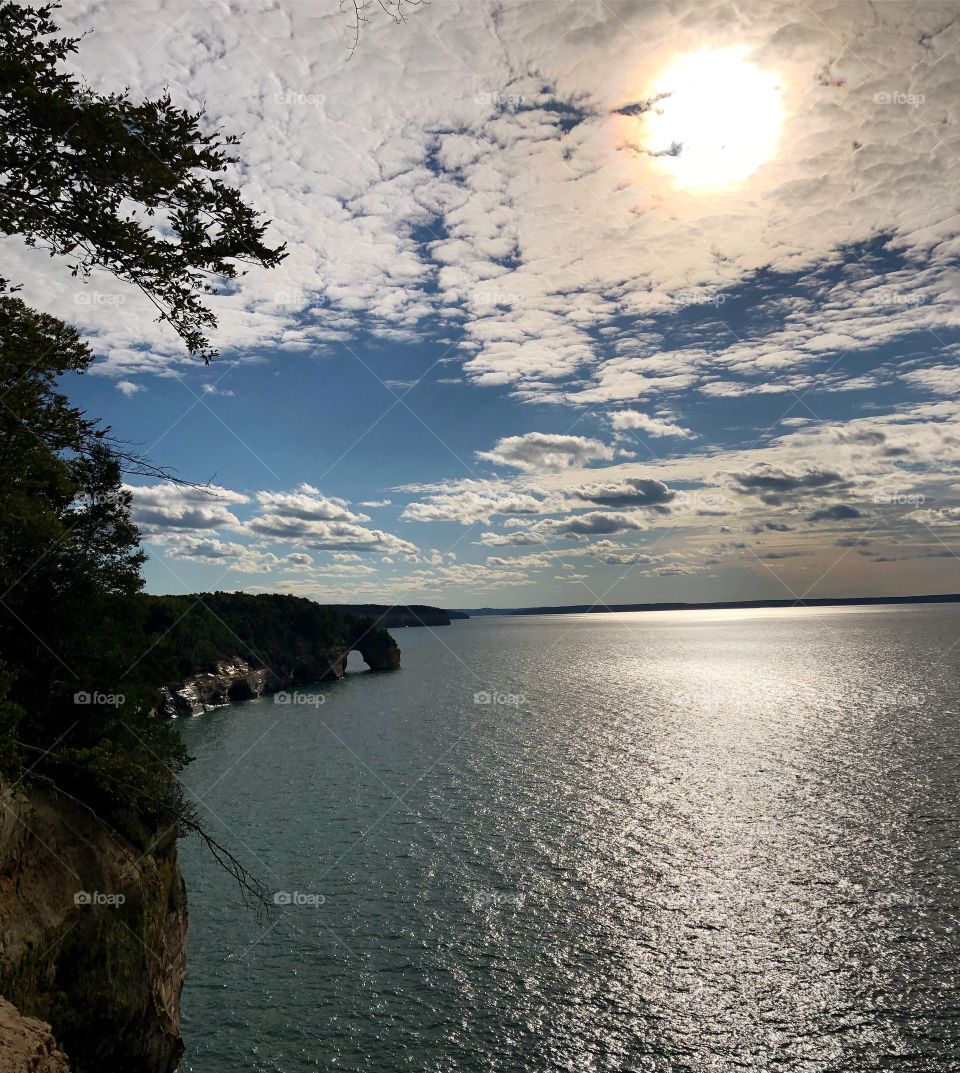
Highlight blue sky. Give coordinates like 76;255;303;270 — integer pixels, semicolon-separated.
12;0;960;607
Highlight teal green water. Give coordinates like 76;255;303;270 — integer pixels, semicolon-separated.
177;606;960;1071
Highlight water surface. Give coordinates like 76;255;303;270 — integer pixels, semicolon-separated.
178;605;960;1071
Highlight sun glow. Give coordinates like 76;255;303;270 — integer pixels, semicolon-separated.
641;48;784;192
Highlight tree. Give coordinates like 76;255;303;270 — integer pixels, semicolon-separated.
0;3;290;890
0;295;189;835
0;2;286;360
341;0;426;60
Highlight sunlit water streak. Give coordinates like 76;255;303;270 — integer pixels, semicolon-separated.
177;605;960;1071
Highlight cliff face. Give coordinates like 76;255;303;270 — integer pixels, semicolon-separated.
0;996;71;1072
157;634;401;718
0;599;404;1067
0;780;186;1073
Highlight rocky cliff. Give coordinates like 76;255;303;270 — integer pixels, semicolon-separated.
0;996;71;1072
0;779;186;1073
0;593;404;1067
135;592;402;718
156;629;400;718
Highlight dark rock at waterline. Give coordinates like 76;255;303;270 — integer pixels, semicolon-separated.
156;632;401;719
136;592;403;718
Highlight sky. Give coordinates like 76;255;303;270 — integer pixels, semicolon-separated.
8;0;960;608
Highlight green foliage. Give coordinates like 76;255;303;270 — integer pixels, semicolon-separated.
0;664;22;768
0;2;286;359
0;296;142;702
0;2;289;841
134;591;380;682
0;294;188;837
0;302;391;833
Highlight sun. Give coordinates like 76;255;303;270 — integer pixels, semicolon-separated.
641;48;784;192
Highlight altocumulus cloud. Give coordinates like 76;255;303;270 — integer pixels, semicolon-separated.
165;538;294;575
806;504;863;523
575;477;675;510
8;0;960;417
129;482;418;559
24;0;960;603
609;411;693;439
726;464;850;506
252;485;370;524
538;511;648;538
476;433;614;473
400;480;551;525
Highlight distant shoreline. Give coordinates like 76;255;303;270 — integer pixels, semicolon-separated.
458;593;960;618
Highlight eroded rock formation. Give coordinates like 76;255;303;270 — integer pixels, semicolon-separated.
0;780;186;1073
157;636;401;718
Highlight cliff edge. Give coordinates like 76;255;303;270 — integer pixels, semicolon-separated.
0;779;186;1073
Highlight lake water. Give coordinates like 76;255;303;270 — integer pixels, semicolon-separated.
177;605;960;1071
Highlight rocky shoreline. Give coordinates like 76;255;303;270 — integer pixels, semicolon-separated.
0;629;402;1071
156;631;401;719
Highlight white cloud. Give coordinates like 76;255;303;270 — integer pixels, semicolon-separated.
574;477;675;510
253;484;370;524
902;364;960;397
127;484;249;536
12;1;960;604
476;433;613;473
609;410;693;438
905;507;960;527
725;463;851;506
15;0;958;402
537;510;649;539
400;479;550;524
237;484;415;553
165;537;285;574
241;514;417;556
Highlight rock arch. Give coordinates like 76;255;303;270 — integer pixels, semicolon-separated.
343;632;401;674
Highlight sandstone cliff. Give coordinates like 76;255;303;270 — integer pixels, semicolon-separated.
0;597;404;1067
0;779;186;1073
156;628;400;719
0;996;71;1072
